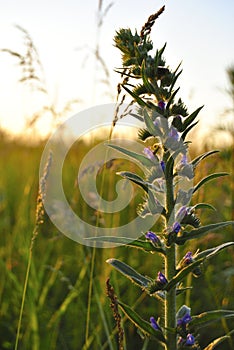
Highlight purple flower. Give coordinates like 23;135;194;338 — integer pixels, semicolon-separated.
160;160;165;172
184;251;193;265
143;147;155;160
168;127;179;141
177;154;194;180
158;100;166;110
145;231;160;244
181;154;188;165
157;271;168;285
150;316;161;331
177;312;192;326
176;206;189;222
172;221;181;234
186;333;195;346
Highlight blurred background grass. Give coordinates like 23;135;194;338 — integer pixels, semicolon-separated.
0;129;233;349
0;1;233;348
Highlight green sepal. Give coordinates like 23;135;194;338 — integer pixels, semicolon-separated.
106;258;152;287
107;143;154;167
133;83;149;96
118;300;166;343
181;105;204;131
138;128;152;141
176;221;234;245
85;236;166;254
191;150;219;168
203;330;234;350
190;310;234;330
193;172;229;193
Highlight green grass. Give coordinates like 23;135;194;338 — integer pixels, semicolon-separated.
0;133;233;349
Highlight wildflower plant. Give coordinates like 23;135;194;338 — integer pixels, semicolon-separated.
91;6;234;349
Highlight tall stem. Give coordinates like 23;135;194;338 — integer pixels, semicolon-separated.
165;244;177;349
164;166;177;349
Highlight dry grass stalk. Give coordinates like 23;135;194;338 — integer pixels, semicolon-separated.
106;278;124;350
140;6;165;38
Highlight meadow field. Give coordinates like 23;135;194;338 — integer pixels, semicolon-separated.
0;129;233;350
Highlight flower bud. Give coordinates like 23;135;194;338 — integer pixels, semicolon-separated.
173;221;181;234
157;271;168;286
157;100;166;110
145;231;160;245
186;333;195;345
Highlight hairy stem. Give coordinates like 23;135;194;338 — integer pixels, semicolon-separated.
165;169;177;349
165;244;177;349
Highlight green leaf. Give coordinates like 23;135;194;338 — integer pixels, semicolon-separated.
117;171;164;215
85;236;166;254
166;87;180;111
106;258;152;287
190;310;234;329
203;330;234;350
192;203;216;211
165;146;185;178
181;121;199;140
122;85;148;107
141;60;156;94
143;109;158;136
165;259;203;291
107;143;154;167
191;150;219;168
176;221;234;244
129;112;144;122
118;171;149;193
118;300;166;343
182;105;204;131
193;172;228;193
168;66;182;94
195;242;234;260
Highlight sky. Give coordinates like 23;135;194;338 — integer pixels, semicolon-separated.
0;0;233;138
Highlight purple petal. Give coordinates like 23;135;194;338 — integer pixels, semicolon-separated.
143;147;155;160
160;160;165;172
150;316;161;330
